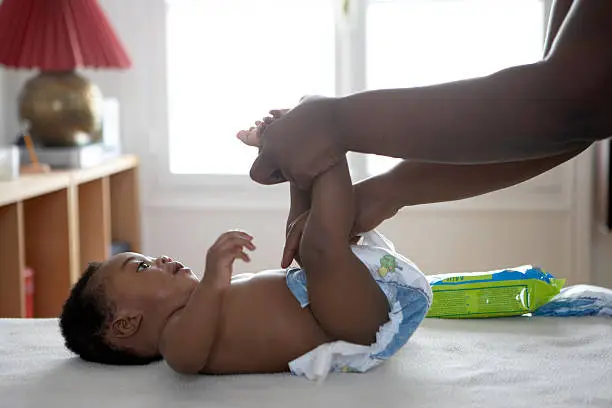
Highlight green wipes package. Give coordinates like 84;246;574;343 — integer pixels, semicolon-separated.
426;265;565;318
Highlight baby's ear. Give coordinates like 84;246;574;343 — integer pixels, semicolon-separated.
109;311;143;339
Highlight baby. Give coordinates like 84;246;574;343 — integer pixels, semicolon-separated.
60;116;432;380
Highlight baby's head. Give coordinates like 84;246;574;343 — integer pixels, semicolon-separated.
60;252;198;365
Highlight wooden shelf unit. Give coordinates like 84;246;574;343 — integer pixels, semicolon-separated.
0;155;141;318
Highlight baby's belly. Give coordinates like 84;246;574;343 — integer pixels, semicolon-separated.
202;270;329;374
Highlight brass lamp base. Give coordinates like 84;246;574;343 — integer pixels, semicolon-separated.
18;71;104;147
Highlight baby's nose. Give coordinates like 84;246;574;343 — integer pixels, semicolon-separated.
156;256;173;266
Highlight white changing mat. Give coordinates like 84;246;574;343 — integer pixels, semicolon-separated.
1;317;610;408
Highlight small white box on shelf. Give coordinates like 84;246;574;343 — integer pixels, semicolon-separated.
0;145;19;181
102;97;121;154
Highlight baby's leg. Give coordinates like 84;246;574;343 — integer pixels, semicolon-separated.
299;158;389;346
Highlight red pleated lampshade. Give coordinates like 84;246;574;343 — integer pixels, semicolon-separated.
0;0;131;71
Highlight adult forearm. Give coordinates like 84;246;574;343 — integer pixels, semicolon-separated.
372;146;588;209
335;63;584;164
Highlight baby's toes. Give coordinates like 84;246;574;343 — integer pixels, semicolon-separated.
236;130;248;142
236;130;251;143
236;129;261;147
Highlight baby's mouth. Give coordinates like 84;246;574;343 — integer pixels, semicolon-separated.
171;262;191;276
171;262;183;275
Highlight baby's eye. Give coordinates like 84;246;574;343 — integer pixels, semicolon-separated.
137;261;151;272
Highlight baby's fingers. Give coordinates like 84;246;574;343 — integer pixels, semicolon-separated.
242;240;256;251
226;234;256;252
237;251;251;263
227;242;252;263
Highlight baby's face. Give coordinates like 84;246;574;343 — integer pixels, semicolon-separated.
98;252;199;317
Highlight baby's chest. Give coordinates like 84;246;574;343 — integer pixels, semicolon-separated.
205;276;324;373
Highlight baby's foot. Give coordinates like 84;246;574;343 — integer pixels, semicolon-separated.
236;109;289;148
236;122;264;147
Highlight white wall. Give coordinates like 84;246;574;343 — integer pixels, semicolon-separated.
0;68;4;144
1;0;11;143
2;0;609;287
594;232;612;288
1;67;20;145
593;143;612;288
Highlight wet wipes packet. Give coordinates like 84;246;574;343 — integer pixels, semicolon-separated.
533;285;612;317
426;265;565;318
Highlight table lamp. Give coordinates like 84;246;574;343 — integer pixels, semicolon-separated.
0;0;131;147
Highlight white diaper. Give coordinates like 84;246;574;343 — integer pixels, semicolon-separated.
285;230;432;381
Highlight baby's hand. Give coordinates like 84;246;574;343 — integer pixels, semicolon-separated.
236;109;288;148
204;231;256;288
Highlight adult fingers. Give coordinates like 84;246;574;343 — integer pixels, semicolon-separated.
281;225;301;268
249;152;287;185
281;212;309;268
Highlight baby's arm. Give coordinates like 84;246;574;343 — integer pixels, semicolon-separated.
159;231;255;374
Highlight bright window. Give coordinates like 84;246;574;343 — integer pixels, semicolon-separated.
365;0;546;176
166;0;336;175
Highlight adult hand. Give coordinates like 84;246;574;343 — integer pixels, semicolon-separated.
249;96;346;190
280;181;400;268
281;211;309;269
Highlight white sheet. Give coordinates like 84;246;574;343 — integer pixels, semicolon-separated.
1;317;610;408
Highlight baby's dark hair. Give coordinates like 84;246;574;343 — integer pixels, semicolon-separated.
59;262;161;365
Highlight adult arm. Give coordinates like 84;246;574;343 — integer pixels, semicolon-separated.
354;145;588;220
543;0;575;57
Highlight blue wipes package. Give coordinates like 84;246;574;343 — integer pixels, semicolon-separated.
533;285;612;317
